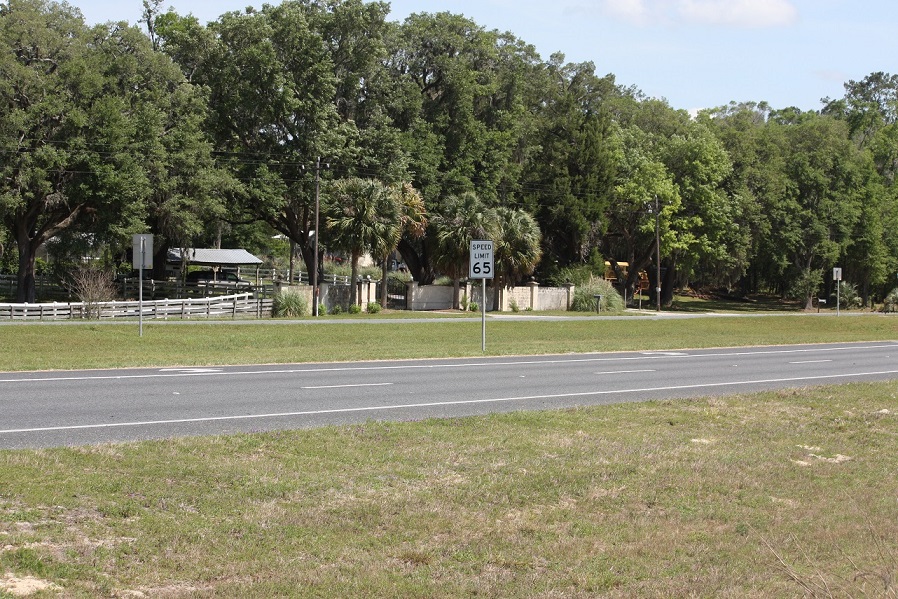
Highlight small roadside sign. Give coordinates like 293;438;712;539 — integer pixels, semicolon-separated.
833;267;842;281
133;234;153;270
132;234;153;337
469;240;494;279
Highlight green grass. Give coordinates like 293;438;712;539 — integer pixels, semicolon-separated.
2;383;897;597
0;314;896;372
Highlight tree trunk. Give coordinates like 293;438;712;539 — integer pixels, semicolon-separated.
452;278;461;310
661;256;677;307
350;251;359;306
15;236;38;304
381;258;388;309
397;238;434;284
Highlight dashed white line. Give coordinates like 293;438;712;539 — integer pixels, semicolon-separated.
301;383;394;390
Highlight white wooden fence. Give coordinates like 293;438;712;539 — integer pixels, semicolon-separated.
0;294;272;321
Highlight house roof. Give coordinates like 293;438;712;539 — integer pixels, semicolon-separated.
168;248;263;266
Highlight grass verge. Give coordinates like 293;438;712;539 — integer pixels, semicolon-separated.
1;382;897;597
0;314;896;371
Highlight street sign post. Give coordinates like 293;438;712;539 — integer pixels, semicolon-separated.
469;240;494;352
133;234;153;337
833;267;842;316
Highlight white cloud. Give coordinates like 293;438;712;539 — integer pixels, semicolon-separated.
579;0;798;28
677;0;799;28
601;0;653;24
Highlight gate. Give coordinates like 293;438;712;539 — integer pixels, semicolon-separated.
386;276;408;310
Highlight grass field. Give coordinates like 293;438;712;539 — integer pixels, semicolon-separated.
1;312;897;597
0;313;896;372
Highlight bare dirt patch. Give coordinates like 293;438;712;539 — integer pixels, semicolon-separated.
0;573;61;596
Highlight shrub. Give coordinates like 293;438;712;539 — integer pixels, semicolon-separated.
70;265;118;319
832;282;862;309
469;301;479;312
330;304;343;315
272;287;308;317
547;264;600;287
318;303;327;316
348;304;362;314
366;302;382;314
882;288;898;313
570;276;624;312
460;293;469;312
509;298;520;313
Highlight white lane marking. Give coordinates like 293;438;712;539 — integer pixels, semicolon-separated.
159;368;224;374
301;383;394;390
594;369;656;375
3;369;898;436
789;360;833;364
0;343;896;384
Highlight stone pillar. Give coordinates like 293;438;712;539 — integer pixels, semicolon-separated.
563;283;575;311
527;281;539;311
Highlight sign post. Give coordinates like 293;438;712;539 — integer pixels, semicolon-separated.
833;267;842;316
133;234;153;337
469;240;494;352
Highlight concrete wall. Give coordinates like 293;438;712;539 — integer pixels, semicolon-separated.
275;280;378;313
406;281;574;312
276;280;574;313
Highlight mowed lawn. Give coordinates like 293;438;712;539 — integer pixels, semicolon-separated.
1;314;897;597
0;312;897;371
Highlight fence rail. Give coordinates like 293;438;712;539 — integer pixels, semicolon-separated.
0;294;272;321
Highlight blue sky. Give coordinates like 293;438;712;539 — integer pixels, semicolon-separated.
73;0;897;113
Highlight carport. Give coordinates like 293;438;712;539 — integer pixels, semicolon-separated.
168;248;263;282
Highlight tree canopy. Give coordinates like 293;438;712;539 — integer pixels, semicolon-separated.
2;0;897;309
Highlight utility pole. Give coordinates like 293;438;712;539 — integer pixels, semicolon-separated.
655;195;661;312
312;157;322;316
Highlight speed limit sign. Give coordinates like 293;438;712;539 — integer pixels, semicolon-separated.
469;240;494;279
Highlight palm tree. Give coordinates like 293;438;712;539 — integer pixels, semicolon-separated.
380;183;428;307
493;207;543;310
324;178;401;306
430;192;497;309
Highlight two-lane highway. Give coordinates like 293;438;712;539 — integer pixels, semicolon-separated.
2;341;897;449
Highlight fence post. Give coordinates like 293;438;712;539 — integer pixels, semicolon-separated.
527;281;539;311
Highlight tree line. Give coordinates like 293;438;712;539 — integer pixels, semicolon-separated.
1;0;896;308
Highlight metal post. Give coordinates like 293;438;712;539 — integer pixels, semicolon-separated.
138;237;144;337
312;156;321;317
837;281;840;316
481;278;486;352
655;195;661;312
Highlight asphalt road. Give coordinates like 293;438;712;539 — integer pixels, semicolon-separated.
2;341;897;449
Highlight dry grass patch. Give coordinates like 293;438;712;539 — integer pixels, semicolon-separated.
0;382;897;597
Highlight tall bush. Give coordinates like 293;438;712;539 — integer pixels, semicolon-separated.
273;288;309;317
570;276;624;312
883;288;898;313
